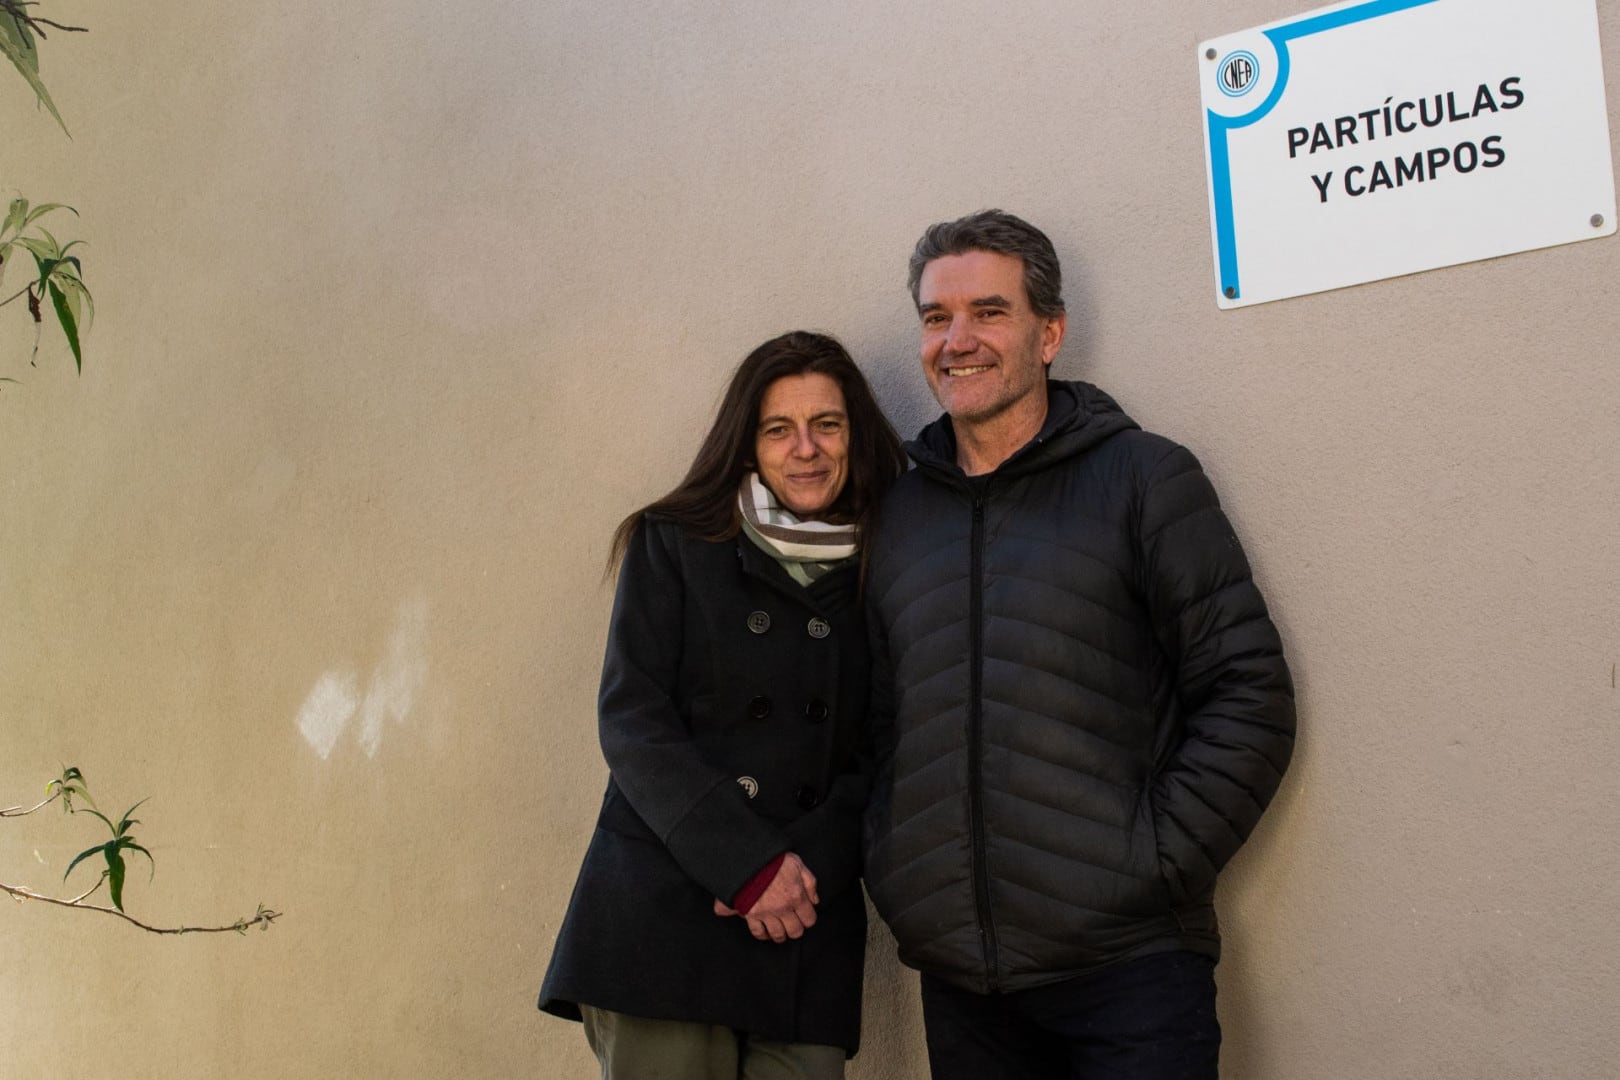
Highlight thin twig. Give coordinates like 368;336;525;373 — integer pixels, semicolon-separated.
0;0;89;35
0;788;62;817
0;284;33;310
2;880;281;935
64;872;105;904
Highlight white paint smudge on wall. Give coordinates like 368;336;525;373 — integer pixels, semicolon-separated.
296;670;360;760
295;597;430;759
358;598;430;758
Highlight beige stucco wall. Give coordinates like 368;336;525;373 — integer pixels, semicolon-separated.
2;2;1617;1077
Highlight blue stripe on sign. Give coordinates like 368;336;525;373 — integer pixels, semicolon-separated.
1207;0;1442;302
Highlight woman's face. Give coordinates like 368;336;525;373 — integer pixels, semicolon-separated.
754;372;851;519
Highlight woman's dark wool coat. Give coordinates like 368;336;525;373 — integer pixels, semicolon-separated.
539;518;870;1055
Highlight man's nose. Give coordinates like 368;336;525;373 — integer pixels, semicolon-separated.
944;316;976;353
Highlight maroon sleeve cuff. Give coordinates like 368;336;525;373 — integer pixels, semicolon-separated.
731;853;786;914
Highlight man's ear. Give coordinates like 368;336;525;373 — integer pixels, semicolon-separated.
1040;311;1068;366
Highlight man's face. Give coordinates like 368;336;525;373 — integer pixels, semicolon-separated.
916;250;1065;427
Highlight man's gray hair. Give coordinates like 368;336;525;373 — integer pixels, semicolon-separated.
907;209;1066;319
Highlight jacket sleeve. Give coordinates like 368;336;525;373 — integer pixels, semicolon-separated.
1140;444;1296;905
598;521;792;903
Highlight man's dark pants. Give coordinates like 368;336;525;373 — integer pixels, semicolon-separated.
920;950;1220;1080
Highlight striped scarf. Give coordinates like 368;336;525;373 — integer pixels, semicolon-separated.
737;472;858;586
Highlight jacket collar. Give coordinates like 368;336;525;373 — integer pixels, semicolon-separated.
735;533;858;615
906;380;1140;486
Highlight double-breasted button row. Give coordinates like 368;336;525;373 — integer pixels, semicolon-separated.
746;611;833;639
741;696;831;724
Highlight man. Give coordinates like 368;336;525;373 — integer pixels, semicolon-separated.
863;210;1295;1079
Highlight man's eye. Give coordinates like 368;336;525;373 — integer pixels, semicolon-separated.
815;420;844;433
762;426;789;439
922;314;946;326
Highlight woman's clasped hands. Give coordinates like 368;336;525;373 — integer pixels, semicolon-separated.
711;852;820;943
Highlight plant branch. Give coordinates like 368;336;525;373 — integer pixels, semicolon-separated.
65;871;105;903
0;788;62;817
28;17;88;33
0;0;89;36
2;880;281;934
0;284;32;309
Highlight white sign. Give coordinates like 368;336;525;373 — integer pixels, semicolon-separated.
1198;0;1616;308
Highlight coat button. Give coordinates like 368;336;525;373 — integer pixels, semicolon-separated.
804;699;829;724
806;617;830;639
747;611;771;634
748;695;772;720
738;776;759;799
796;785;820;809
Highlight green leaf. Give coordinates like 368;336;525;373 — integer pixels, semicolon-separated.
2;198;25;239
54;270;82;317
0;10;69;136
64;841;111;881
54;766;94;812
54;274;92;335
11;236;56;261
23;202;74;227
47;280;79;371
116;799;149;836
78;807;118;837
119;839;156;880
106;848;127;911
0;11;37;74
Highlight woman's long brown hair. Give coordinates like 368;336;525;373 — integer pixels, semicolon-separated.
608;331;906;575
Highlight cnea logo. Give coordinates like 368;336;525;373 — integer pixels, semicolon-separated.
1219;50;1260;98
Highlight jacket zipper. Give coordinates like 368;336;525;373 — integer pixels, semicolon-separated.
967;490;1000;989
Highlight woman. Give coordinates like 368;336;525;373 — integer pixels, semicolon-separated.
540;331;906;1078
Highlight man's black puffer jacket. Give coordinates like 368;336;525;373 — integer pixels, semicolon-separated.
863;380;1295;994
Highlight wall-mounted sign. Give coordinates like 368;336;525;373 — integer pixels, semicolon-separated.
1198;0;1616;309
